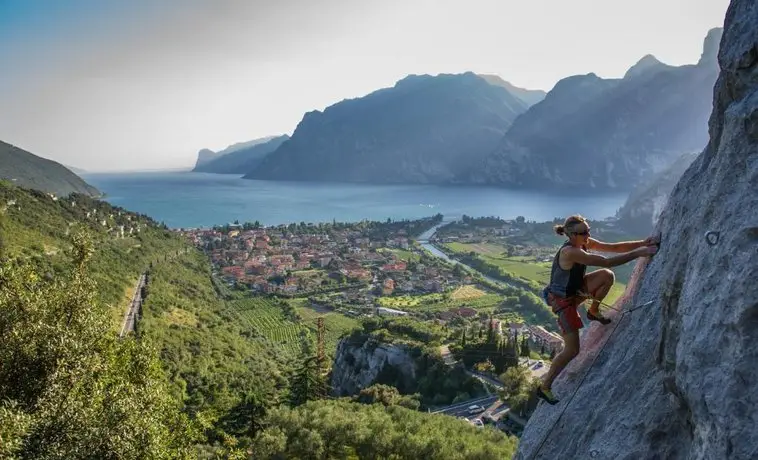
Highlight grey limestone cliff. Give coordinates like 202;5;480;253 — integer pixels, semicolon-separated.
515;2;757;459
330;338;417;397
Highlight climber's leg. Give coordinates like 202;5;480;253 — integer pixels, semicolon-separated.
583;269;614;323
539;330;580;403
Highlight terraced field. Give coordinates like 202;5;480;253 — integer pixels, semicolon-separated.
231;297;305;357
230;297;360;358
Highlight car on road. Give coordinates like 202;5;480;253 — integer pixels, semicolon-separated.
472;419;484;428
467;405;485;415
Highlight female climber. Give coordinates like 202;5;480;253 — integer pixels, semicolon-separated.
536;214;659;405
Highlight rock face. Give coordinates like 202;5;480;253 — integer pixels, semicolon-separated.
330;338;417;397
244;72;531;184
466;28;723;191
616;151;699;235
515;3;757;460
0;140;100;197
192;135;289;174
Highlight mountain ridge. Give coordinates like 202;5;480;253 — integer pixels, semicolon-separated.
463;27;723;191
245;72;532;184
0;140;100;197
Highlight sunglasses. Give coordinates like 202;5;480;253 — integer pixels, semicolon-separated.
572;230;590;236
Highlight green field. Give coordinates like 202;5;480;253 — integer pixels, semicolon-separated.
295;301;360;355
231;297;305;357
378;247;420;262
445;242;627;305
377;292;504;313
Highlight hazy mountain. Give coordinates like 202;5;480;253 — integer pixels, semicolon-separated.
244;72;531;184
477;74;547;107
464;28;723;191
615;151;699;234
194;135;280;168
192;135;289;174
0;140;100;197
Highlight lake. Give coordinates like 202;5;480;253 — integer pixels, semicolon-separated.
83;172;629;229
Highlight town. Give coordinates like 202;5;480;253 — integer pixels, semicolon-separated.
177;215;570;362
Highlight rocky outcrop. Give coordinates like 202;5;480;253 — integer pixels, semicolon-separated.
194;149;217;168
616;151;699;235
466;28;723;191
192;135;289;174
516;3;757;459
244;72;531;184
330;337;417;397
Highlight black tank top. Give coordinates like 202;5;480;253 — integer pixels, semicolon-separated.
547;242;587;297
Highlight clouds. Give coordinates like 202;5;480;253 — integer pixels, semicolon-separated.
0;0;730;171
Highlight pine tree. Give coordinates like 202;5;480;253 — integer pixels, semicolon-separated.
521;336;531;357
290;355;322;407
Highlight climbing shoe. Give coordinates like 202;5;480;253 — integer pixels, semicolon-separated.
587;311;611;325
536;387;559;405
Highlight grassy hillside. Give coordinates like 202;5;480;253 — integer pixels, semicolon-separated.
0;141;100;197
0;182;185;318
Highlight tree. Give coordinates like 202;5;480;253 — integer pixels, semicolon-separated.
486;315;495;344
0;210;5;260
521;336;531;357
0;230;196;458
355;384;420;410
290;356;324;407
498;366;535;414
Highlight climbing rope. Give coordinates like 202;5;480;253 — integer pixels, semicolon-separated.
528;297;656;460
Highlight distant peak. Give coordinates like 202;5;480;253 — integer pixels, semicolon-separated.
624;54;667;79
477;74;547;106
699;27;723;66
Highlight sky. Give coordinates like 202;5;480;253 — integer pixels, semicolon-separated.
0;0;731;172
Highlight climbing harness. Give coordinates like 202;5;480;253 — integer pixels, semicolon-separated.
528;297;656;460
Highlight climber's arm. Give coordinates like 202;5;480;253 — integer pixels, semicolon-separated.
587;237;646;253
565;246;650;268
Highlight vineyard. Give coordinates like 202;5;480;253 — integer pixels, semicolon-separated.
230;297;360;358
231;297;305;357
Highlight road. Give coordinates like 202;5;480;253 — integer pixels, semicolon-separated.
416;223;517;289
119;273;146;337
431;395;500;417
